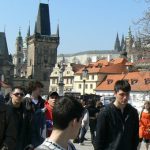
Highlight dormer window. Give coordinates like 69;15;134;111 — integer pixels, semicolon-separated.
145;78;150;84
131;79;138;85
107;79;113;84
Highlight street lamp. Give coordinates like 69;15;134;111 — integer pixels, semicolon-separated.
82;67;88;96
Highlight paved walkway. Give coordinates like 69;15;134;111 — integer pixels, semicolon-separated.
73;130;147;150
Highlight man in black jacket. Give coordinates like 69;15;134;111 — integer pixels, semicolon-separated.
0;102;17;150
7;86;25;150
95;80;139;150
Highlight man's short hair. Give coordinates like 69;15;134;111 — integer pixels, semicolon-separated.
53;96;84;130
114;80;131;93
28;80;44;92
47;91;59;99
12;86;24;93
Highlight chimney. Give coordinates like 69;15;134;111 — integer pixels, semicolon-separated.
107;54;111;62
92;56;97;63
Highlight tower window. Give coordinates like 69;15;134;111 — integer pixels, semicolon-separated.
18;58;21;64
19;46;21;51
90;84;93;89
79;84;82;89
52;79;55;84
43;72;48;81
30;59;32;66
85;84;88;89
92;75;94;80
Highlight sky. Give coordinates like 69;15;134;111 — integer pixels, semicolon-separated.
0;0;148;54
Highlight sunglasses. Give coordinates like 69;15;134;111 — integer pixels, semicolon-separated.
13;93;24;97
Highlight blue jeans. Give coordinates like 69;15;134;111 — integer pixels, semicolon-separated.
79;127;87;143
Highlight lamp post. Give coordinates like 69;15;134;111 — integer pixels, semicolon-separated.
82;67;88;96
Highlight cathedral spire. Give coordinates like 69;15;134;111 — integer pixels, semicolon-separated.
121;34;125;51
114;33;121;52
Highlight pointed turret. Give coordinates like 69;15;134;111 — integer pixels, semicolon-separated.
0;32;9;59
27;24;30;37
19;28;21;37
57;24;59;37
34;21;37;34
34;3;51;35
128;27;132;38
26;24;30;46
114;33;121;51
121;34;125;51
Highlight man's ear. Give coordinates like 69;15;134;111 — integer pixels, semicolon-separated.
71;118;78;127
10;92;13;98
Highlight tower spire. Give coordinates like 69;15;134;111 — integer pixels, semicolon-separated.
121;34;125;51
35;3;51;35
4;25;6;33
19;27;21;37
27;22;30;37
114;33;121;51
128;26;132;38
57;24;59;37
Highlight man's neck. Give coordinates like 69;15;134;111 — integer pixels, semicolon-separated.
12;100;20;108
113;101;126;113
49;129;70;150
31;93;38;100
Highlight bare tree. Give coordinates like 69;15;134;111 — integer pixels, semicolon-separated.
134;0;150;39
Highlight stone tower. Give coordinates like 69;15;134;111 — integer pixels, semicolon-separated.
0;32;14;84
13;29;24;77
125;27;134;53
26;3;59;93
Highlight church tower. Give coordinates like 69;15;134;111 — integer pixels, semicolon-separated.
26;3;59;93
120;35;126;52
13;29;24;77
125;27;134;53
114;33;121;51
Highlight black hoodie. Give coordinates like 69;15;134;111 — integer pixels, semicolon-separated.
95;103;139;150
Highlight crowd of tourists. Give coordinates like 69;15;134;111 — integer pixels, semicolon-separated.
0;80;149;150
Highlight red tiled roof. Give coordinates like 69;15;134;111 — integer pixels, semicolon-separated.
110;58;127;65
96;74;125;91
99;64;128;74
75;57;134;75
75;67;101;74
96;72;150;92
71;64;85;73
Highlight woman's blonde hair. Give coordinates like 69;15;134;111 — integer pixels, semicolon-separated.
143;100;150;112
140;101;150;120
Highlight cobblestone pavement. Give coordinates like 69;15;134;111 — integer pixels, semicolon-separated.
73;130;147;150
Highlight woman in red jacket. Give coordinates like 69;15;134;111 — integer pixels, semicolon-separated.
139;101;150;150
44;92;59;137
